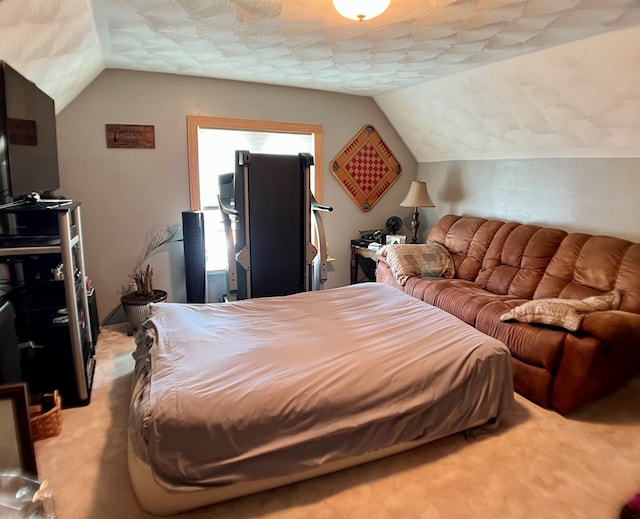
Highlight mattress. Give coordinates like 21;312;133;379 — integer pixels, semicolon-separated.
128;283;513;515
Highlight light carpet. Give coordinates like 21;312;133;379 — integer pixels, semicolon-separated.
34;324;640;519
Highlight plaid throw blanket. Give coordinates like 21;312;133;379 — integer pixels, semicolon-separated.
377;242;455;286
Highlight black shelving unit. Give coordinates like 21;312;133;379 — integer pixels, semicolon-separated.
0;202;95;407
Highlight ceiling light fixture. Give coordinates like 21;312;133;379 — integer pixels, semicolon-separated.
332;0;391;21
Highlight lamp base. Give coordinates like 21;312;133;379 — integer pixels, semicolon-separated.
410;208;420;244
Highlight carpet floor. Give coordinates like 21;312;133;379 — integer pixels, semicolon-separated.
34;324;640;519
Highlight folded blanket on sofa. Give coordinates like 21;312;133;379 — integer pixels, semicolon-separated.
500;290;621;331
377;242;455;286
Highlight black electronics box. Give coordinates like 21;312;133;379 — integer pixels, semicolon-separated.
0;209;61;238
359;229;387;244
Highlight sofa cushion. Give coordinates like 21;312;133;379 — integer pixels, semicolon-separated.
499;290;621;331
377;242;454;286
430;280;515;326
377;260;457;307
428;215;505;281
402;275;453;306
535;234;640;314
476;301;568;372
475;224;568;299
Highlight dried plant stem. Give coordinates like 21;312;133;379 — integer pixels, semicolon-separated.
128;225;179;297
130;264;154;297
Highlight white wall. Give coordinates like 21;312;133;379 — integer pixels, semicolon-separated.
55;69;418;320
420;158;640;243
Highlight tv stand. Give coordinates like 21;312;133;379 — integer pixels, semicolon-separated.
0;202;95;407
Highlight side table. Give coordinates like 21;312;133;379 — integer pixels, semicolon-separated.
350;240;379;284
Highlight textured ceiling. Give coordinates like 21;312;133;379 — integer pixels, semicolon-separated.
0;0;103;110
376;25;640;161
93;0;640;97
1;0;639;161
2;0;640;110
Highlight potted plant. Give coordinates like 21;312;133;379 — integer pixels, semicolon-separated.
120;225;179;330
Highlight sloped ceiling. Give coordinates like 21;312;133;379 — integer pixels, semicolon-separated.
376;25;640;161
0;0;104;111
1;0;640;160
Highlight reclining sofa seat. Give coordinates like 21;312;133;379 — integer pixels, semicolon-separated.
376;214;640;414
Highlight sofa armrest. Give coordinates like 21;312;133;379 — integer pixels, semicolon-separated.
552;310;640;413
580;310;640;346
375;256;404;290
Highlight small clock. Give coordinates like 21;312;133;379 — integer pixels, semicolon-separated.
386;216;402;234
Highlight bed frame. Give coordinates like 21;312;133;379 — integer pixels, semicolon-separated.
129;435;444;515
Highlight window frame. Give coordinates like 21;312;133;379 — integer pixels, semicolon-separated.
186;115;324;211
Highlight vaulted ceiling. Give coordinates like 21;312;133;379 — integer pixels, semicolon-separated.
2;0;640;160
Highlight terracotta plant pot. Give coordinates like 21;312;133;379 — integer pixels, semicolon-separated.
120;289;167;330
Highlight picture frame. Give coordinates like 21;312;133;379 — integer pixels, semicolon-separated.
386;235;406;245
0;383;37;477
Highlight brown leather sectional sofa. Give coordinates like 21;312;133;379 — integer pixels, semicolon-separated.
376;214;640;414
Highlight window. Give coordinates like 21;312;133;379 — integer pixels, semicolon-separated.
187;116;323;271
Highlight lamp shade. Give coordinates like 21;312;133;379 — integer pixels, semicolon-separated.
399;181;435;208
332;0;391;21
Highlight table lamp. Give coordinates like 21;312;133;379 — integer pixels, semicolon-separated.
399;181;435;244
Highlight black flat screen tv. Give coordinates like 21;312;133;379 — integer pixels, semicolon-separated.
0;61;60;204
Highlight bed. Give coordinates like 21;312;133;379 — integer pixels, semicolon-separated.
127;282;513;515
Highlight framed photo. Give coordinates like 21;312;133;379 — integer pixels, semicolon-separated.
0;383;37;477
386;235;406;245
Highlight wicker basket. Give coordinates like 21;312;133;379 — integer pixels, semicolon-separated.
29;390;62;441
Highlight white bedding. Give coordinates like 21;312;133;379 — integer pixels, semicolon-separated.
128;283;513;514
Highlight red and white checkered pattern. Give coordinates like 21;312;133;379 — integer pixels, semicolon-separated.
345;143;390;195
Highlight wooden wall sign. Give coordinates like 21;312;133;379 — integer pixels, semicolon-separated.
105;124;155;149
331;125;401;212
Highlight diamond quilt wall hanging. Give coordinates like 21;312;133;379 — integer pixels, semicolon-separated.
331;125;402;212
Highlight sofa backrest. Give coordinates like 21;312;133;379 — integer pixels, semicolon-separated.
535;233;640;313
430;214;640;314
475;224;568;299
428;215;504;281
